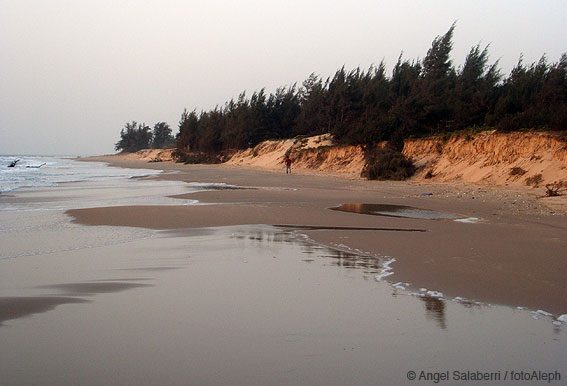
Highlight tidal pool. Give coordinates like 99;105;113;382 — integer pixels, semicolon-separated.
331;203;464;220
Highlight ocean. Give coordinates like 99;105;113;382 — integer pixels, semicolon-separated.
0;155;162;194
0;156;194;259
0;156;211;213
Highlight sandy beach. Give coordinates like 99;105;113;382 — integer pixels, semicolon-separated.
71;155;567;314
1;155;566;385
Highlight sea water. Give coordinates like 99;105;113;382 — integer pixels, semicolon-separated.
0;156;198;259
0;155;162;193
0;156;214;213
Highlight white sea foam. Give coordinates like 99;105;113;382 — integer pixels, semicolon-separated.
186;182;242;191
535;310;553;317
1;156;161;193
557;314;567;323
455;217;480;223
182;200;201;205
426;290;444;298
0;157;206;212
375;258;396;281
392;282;406;290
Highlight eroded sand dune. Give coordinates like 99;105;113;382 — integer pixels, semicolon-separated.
119;131;567;189
226;131;567;188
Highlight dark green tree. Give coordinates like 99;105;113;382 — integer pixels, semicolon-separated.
169;23;566;158
454;44;501;128
419;22;457;133
115;121;152;152
177;109;199;151
295;73;329;136
152;122;174;149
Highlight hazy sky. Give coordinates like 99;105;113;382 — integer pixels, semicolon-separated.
1;0;566;155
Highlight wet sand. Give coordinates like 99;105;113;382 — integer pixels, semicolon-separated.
1;156;566;385
1;224;565;385
69;156;567;315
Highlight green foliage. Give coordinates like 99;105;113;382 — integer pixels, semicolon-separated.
493;54;567;131
115;121;153;153
175;151;221;164
152;122;174;149
122;23;566;158
361;146;416;180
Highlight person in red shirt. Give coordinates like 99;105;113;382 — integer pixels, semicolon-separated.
284;155;292;174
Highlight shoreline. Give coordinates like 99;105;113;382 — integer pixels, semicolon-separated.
70;155;567;315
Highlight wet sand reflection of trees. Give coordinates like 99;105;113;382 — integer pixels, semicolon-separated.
229;227;460;331
230;227;384;277
330;203;460;220
420;296;447;330
321;249;383;277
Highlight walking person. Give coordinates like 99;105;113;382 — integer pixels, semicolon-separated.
284;155;292;174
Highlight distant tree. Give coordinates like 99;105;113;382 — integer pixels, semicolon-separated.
152;122;174;148
177;109;199;151
296;73;329;136
115;121;152;152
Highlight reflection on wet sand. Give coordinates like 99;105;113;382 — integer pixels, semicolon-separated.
0;297;88;326
275;224;426;232
420;296;447;329
232;229;297;244
42;282;152;296
331;203;462;220
0;282;152;326
321;249;384;276
228;226;520;333
233;227;385;274
2;225;565;385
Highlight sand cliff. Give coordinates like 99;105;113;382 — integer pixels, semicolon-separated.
121;131;567;189
405;130;567;188
226;131;567;188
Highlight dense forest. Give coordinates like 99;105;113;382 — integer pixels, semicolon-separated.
173;24;566;154
117;24;566;170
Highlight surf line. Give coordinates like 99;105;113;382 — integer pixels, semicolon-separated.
273;224;426;232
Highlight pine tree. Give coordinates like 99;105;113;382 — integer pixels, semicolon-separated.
152;122;173;149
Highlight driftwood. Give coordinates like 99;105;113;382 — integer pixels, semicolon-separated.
545;182;565;197
26;163;46;168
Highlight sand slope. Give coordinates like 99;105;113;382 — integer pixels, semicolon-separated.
227;131;567;188
405;130;567;187
224;134;367;175
115;131;567;189
115;148;176;162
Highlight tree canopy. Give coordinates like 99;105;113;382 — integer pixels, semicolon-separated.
118;24;567;155
115;121;152;153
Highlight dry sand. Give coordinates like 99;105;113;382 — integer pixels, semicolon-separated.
71;155;567;315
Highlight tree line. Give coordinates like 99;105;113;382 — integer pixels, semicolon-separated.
115;121;175;152
117;24;566;155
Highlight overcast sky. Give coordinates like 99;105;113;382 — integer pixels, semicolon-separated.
1;0;566;155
